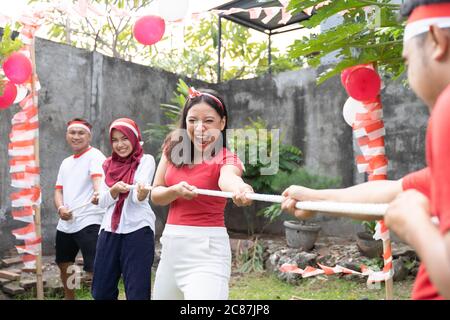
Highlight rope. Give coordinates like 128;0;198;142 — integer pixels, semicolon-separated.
71;185;441;224
67;201;92;214
193;188;387;219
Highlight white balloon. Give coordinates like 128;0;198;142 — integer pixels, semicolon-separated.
158;0;189;22
342;97;367;126
14;85;28;104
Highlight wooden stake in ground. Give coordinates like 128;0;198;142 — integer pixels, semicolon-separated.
30;38;44;300
373;63;394;301
383;231;394;300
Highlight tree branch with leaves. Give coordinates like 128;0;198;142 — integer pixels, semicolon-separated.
287;0;404;84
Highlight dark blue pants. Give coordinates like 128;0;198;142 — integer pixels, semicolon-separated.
91;226;154;300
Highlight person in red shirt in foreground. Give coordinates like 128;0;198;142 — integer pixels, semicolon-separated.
151;87;253;300
281;0;450;300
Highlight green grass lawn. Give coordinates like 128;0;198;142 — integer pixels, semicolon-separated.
229;272;413;300
19;271;413;300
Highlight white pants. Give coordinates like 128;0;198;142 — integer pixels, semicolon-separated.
153;224;231;300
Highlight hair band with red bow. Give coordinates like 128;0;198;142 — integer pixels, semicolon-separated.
188;87;224;111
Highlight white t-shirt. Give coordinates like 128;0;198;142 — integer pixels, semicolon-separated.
55;147;106;233
98;154;156;235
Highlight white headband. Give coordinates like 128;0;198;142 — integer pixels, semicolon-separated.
404;17;450;43
67;123;91;134
110;121;139;138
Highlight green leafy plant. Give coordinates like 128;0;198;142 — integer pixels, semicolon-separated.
236;237;265;274
228;118;341;231
360;256;383;270
0;25;23;62
353;219;377;235
229;117;303;194
361;220;377;235
403;258;419;273
259;168;341;222
172;16;299;82
143;78;188;158
287;0;404;84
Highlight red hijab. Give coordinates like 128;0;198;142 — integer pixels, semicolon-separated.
103;120;144;232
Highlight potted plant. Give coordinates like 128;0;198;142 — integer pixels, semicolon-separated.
260;168;340;251
283;220;321;251
355;220;383;258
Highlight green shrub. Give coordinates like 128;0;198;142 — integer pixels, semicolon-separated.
229;117;303;194
260;168;341;223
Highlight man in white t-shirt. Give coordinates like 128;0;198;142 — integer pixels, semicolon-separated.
54;118;106;300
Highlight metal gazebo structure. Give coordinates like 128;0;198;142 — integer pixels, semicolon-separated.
212;0;311;82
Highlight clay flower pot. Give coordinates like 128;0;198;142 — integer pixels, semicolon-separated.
283;220;321;251
356;231;383;258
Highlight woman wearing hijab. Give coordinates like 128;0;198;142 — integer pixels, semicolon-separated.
91;118;156;300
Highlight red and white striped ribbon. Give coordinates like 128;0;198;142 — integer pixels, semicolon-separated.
7;13;45;268
16;237;41;256
279;262;384;280
12;206;35;223
348;73;393;283
280;261;393;284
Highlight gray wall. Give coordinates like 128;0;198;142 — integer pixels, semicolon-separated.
0;38;428;256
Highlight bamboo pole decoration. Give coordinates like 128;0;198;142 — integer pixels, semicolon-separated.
383;227;394;300
373;62;394;301
30;38;44;300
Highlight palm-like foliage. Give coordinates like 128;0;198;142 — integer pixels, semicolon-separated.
287;0;404;84
143;78;189;158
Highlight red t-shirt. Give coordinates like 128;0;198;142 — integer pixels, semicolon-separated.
164;148;243;227
401;84;450;300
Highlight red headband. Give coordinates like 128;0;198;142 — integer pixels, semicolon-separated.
408;3;450;23
404;3;450;42
188;87;224;111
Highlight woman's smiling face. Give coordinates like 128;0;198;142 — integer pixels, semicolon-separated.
186;102;226;152
111;129;133;158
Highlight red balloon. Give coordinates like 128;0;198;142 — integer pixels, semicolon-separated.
341;64;374;88
340;66;357;88
2;52;33;84
345;67;381;102
133;15;166;46
0;81;18;109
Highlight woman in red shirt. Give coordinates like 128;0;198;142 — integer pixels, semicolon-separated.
151;87;253;300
